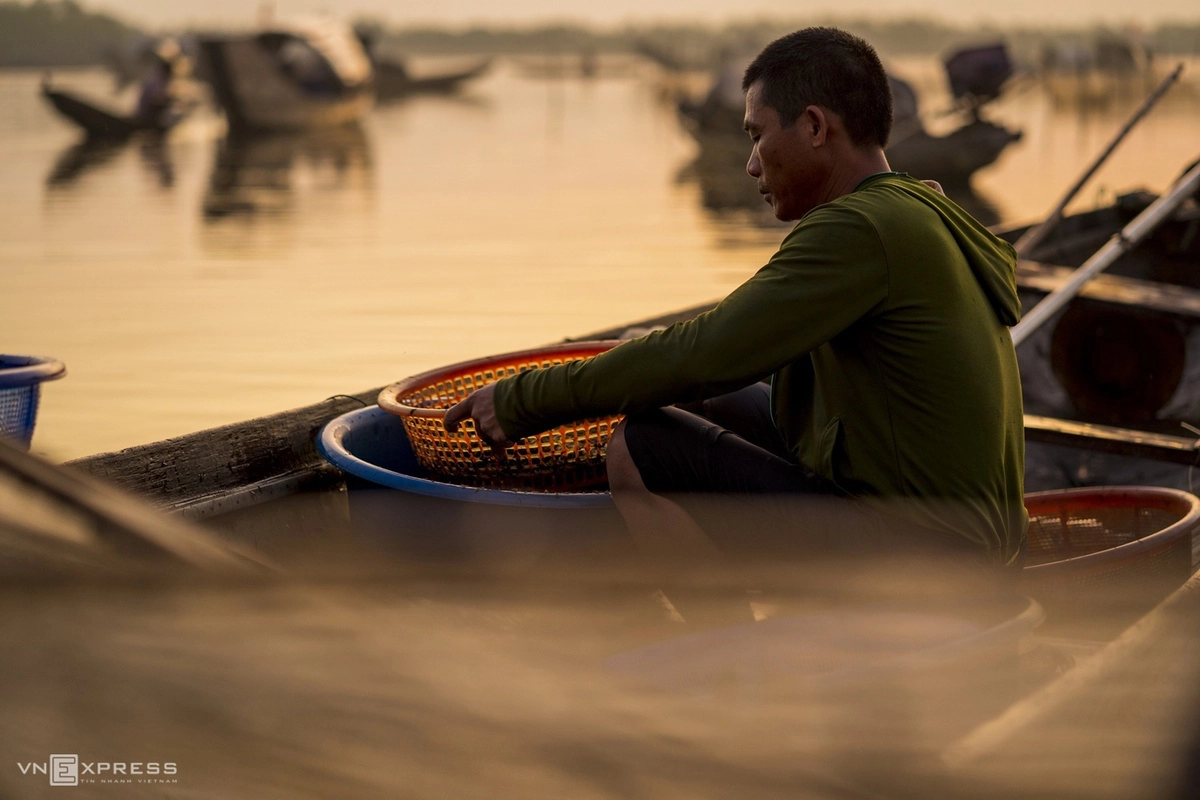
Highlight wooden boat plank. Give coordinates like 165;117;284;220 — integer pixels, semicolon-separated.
1018;259;1200;318
67;392;1200;525
1023;414;1200;466
568;301;715;341
1;436;271;571
940;566;1200;797
574;258;1200;338
70;393;375;515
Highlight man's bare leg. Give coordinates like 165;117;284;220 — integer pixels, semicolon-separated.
606;422;721;565
607;422;752;626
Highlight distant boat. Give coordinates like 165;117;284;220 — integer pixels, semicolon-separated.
197;17;374;132
43;37;199;141
370;56;491;101
884;113;1023;190
40;81;178;140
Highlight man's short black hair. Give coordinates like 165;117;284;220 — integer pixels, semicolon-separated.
742;27;893;148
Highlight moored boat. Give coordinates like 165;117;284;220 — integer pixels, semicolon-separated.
57;276;1200;528
991;183;1200;492
371;56;492;102
197;16;374;132
41;83;176;140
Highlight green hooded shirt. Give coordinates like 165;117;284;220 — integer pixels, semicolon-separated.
494;173;1026;563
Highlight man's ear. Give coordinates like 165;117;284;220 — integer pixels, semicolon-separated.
805;106;829;146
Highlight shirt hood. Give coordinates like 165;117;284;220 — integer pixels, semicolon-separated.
865;173;1022;326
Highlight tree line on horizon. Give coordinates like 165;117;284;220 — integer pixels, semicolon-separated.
1;0;1198;69
375;17;1200;66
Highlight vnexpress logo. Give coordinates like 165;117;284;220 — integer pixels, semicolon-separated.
50;755;78;787
18;755;177;786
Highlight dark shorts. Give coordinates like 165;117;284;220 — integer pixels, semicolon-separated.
620;384;984;564
622;383;837;497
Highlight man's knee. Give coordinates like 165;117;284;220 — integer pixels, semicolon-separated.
606;420;647;493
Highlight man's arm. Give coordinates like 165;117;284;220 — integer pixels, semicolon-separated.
447;205;889;443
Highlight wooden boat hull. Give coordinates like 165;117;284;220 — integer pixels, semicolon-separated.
373;58;491;101
992;191;1200;491
198;34;374;132
998;193;1200;425
886;118;1022;187
40;187;1197;553
41;86;168;140
61;301;1200;541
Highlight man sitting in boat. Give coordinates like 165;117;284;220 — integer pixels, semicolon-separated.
133;41;182;128
446;27;1026;572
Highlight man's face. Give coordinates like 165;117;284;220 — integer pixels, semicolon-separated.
743;81;823;222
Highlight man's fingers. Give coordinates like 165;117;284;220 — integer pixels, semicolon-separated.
921;178;945;196
444;384;508;455
443;397;472;432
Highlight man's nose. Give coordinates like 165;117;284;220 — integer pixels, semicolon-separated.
746;152;761;178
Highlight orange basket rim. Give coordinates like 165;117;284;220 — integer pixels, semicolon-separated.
377;340;621;419
1023;485;1200;574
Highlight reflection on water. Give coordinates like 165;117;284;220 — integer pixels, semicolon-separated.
203;123;372;220
44;137;124;186
45;132;174;189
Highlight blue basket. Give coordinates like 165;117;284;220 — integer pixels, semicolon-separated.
0;355;66;449
316;405;624;567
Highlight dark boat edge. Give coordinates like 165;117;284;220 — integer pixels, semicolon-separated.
66;294;1200;523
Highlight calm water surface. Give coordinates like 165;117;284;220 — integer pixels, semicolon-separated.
3;55;1198;460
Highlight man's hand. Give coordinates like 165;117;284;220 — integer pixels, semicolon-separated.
921;178;945;196
444;383;511;452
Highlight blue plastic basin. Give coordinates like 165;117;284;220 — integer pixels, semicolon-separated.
317;406;625;566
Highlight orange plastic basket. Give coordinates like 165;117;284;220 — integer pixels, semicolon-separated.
377;341;623;491
1020;486;1199;625
1022;486;1198;577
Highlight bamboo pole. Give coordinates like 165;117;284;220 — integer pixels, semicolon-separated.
1010;157;1200;348
1013;63;1185;259
941;565;1200;771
